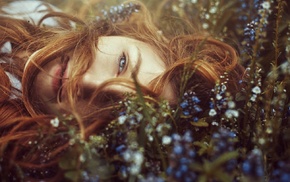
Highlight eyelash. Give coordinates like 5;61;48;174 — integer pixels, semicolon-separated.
118;53;127;74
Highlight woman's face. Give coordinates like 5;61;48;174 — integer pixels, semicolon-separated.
30;36;173;113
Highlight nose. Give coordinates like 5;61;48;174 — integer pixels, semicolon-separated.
82;72;103;88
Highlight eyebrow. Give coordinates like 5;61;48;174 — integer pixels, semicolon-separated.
131;47;141;78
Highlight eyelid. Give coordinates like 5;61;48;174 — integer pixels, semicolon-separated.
117;52;129;76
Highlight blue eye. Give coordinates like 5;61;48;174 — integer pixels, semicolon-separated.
118;53;126;74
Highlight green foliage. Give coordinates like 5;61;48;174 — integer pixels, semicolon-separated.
2;0;290;181
53;0;290;181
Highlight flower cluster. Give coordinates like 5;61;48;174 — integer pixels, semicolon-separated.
242;0;272;55
209;76;229;117
242;149;264;179
270;161;290;182
101;96;174;179
210;128;238;173
166;131;197;182
97;2;140;23
180;90;202;122
208;73;239;123
243;21;258;54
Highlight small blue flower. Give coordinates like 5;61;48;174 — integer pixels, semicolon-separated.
179;164;188;173
180;90;203;121
173;145;183;155
270;161;290;182
140;173;165;182
287;106;290;117
174;170;182;179
115;144;126;153
183;131;193;143
193;105;203;113
187;150;195;158
192;96;201;103
242;149;264;178
180;100;189;109
211;128;238;173
209;101;215;109
242;161;251;173
166;166;173;175
180;157;189;164
193;117;199;122
167;131;197;181
183;110;190;116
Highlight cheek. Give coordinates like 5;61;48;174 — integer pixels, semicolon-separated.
40;101;70;115
142;45;165;72
33;72;53;100
137;53;165;86
107;84;134;92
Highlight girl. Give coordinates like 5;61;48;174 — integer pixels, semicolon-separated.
0;0;244;180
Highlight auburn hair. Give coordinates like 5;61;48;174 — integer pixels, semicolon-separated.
0;1;244;180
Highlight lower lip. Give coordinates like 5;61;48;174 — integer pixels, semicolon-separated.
52;64;62;95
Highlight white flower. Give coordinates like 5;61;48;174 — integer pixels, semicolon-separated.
156;123;171;134
228;101;236;109
202;23;209;29
172;5;178;12
79;154;86;162
50;117;59;127
216;94;222;100
162;136;172;145
129;165;141;175
147;134;154;142
209;109;217;116
123;150;132;161
133;151;144;165
258;138;265;145
209;7;217;14
125;151;144;175
225;109;239;119
252;86;261;94
118;115;127;124
221;85;227;92
136;113;143;122
205;14;210;19
280;61;290;74
261;1;271;9
211;121;219;126
250;94;257;102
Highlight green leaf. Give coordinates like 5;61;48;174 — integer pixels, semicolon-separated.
64;170;80;182
190;118;209;127
210;151;239;170
214;170;233;182
193;141;210;155
59;148;79;170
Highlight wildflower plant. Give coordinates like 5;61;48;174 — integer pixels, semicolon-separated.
2;0;290;181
